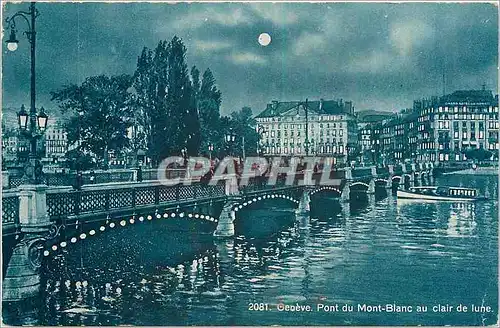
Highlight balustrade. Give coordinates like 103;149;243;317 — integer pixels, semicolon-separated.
3;164;432;233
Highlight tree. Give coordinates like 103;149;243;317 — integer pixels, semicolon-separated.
64;148;95;171
223;106;259;157
192;67;222;154
51;74;133;168
132;36;201;166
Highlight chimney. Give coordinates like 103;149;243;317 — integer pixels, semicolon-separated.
319;98;324;111
271;100;278;109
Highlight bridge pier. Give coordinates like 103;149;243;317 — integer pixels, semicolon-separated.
409;172;416;185
428;163;435;179
386;165;394;189
214;174;240;239
341;183;351;202
295;189;311;229
295;189;311;215
367;166;377;193
213;201;238;238
367;179;376;193
3;184;53;301
341;168;352;202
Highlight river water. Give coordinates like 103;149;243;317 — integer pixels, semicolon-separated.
3;174;498;326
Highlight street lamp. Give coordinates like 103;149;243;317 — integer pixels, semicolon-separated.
6;3;47;184
6;28;19;51
225;129;235;156
225;130;236;143
208;143;214;161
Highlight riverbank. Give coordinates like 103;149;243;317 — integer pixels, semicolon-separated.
444;166;498;176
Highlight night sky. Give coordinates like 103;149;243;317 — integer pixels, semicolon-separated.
2;2;498;118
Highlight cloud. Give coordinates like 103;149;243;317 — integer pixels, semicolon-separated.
192;39;232;52
228;52;267;65
250;3;299;26
349;50;411;74
390;19;434;56
293;32;326;56
2;2;497;117
169;7;252;30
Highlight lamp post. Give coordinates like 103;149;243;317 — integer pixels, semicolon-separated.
225;129;236;156
303;99;310;156
181;147;187;166
208;143;214;162
6;3;48;184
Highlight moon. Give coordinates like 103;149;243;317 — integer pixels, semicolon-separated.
258;33;271;46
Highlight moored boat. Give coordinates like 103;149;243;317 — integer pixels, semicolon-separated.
397;186;486;202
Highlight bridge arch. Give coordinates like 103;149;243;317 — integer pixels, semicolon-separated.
232;193;299;215
350;181;370;188
391;175;402;181
42;210;217;258
310;186;342;196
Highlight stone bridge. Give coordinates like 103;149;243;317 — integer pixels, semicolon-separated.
1;162;435;301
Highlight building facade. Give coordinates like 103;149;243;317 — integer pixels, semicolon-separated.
416;90;499;163
255;99;357;164
40;120;69;169
358;121;382;165
356;89;499;166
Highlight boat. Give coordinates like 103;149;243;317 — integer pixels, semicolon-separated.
397;186;486;202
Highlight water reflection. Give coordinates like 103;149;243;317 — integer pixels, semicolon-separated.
446;203;477;237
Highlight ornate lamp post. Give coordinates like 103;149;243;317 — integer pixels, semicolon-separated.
3;3;62;304
6;3;48;184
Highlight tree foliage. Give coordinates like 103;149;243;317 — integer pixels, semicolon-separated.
192;66;223;154
223;106;259;157
132;36;202;165
51;74;133;167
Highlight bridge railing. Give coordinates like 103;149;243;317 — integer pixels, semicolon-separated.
376;167;389;175
2;190;19;233
238;169;347;193
45;180;226;220
4;168;188;189
351;168;372;178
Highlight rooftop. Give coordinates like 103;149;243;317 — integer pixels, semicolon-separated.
256;99;354;118
439;90;497;104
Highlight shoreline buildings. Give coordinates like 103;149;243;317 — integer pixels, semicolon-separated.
255;98;357;164
256;89;499;166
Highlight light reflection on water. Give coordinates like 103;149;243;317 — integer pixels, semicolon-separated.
3;174;498;326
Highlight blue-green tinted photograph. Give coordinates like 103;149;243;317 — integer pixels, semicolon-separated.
2;2;498;326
